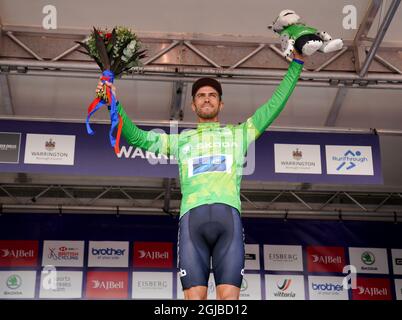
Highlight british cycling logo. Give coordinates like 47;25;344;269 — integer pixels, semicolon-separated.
48;246;79;261
334;149;368;171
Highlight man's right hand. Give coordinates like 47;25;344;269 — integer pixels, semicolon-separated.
96;78;117;98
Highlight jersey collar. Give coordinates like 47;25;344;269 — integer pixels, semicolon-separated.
196;122;220;130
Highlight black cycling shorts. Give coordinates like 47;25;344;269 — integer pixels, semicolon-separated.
177;203;245;290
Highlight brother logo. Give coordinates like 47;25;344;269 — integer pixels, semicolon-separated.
92;248;126;256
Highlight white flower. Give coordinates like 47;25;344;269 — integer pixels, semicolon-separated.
128;40;136;50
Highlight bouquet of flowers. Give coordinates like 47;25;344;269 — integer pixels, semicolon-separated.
77;26;146;154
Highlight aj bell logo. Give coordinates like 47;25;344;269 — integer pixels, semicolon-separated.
358;286;388;296
92;280;124;290
1;249;34;258
138;250;169;260
312;255;342;264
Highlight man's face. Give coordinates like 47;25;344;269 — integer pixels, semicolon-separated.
191;86;223;120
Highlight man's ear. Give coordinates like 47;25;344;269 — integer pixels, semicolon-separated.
219;101;224;111
191;101;196;112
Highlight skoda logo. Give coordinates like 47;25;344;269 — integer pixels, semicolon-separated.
361;251;375;265
6;275;22;290
240;278;248;292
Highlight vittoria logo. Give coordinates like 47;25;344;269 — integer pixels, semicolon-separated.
6;275;22;290
274;279;296;298
293;149;302;160
277;279;292;291
45;139;56;151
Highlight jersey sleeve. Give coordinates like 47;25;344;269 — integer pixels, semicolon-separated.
236;59;304;150
117;103;178;157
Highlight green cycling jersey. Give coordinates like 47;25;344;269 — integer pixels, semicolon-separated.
117;59;303;218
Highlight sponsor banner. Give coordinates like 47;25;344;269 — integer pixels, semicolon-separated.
274;144;322;174
239;274;262;300
0;132;21;164
24;133;75;166
308;276;349;300
132;272;172;299
39;270;83;299
42;240;84;267
325;145;374;176
244;244;260;270
0;240;38;267
0;120;382;185
0;271;36;299
391;249;402;275
352;278;392;300
85;271;128;299
263;245;303;271
307;246;346;273
349;247;389;274
88;241;129;268
265;274;305;300
394;279;402;300
133;242;173;269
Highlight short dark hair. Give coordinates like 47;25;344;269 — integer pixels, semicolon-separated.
192;77;222;98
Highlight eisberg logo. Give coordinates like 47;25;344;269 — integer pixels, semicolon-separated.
138;250;169;260
92;248;126;256
311;283;344;292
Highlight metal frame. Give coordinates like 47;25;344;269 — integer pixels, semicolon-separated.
1;23;402;89
0;182;400;221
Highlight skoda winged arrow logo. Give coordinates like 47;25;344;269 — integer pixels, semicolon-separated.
240;278;248;292
6;275;22;290
361;251;375;265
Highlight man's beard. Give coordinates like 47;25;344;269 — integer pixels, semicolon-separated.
195;105;219;119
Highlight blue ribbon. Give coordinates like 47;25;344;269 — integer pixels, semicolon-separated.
86;70;118;148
